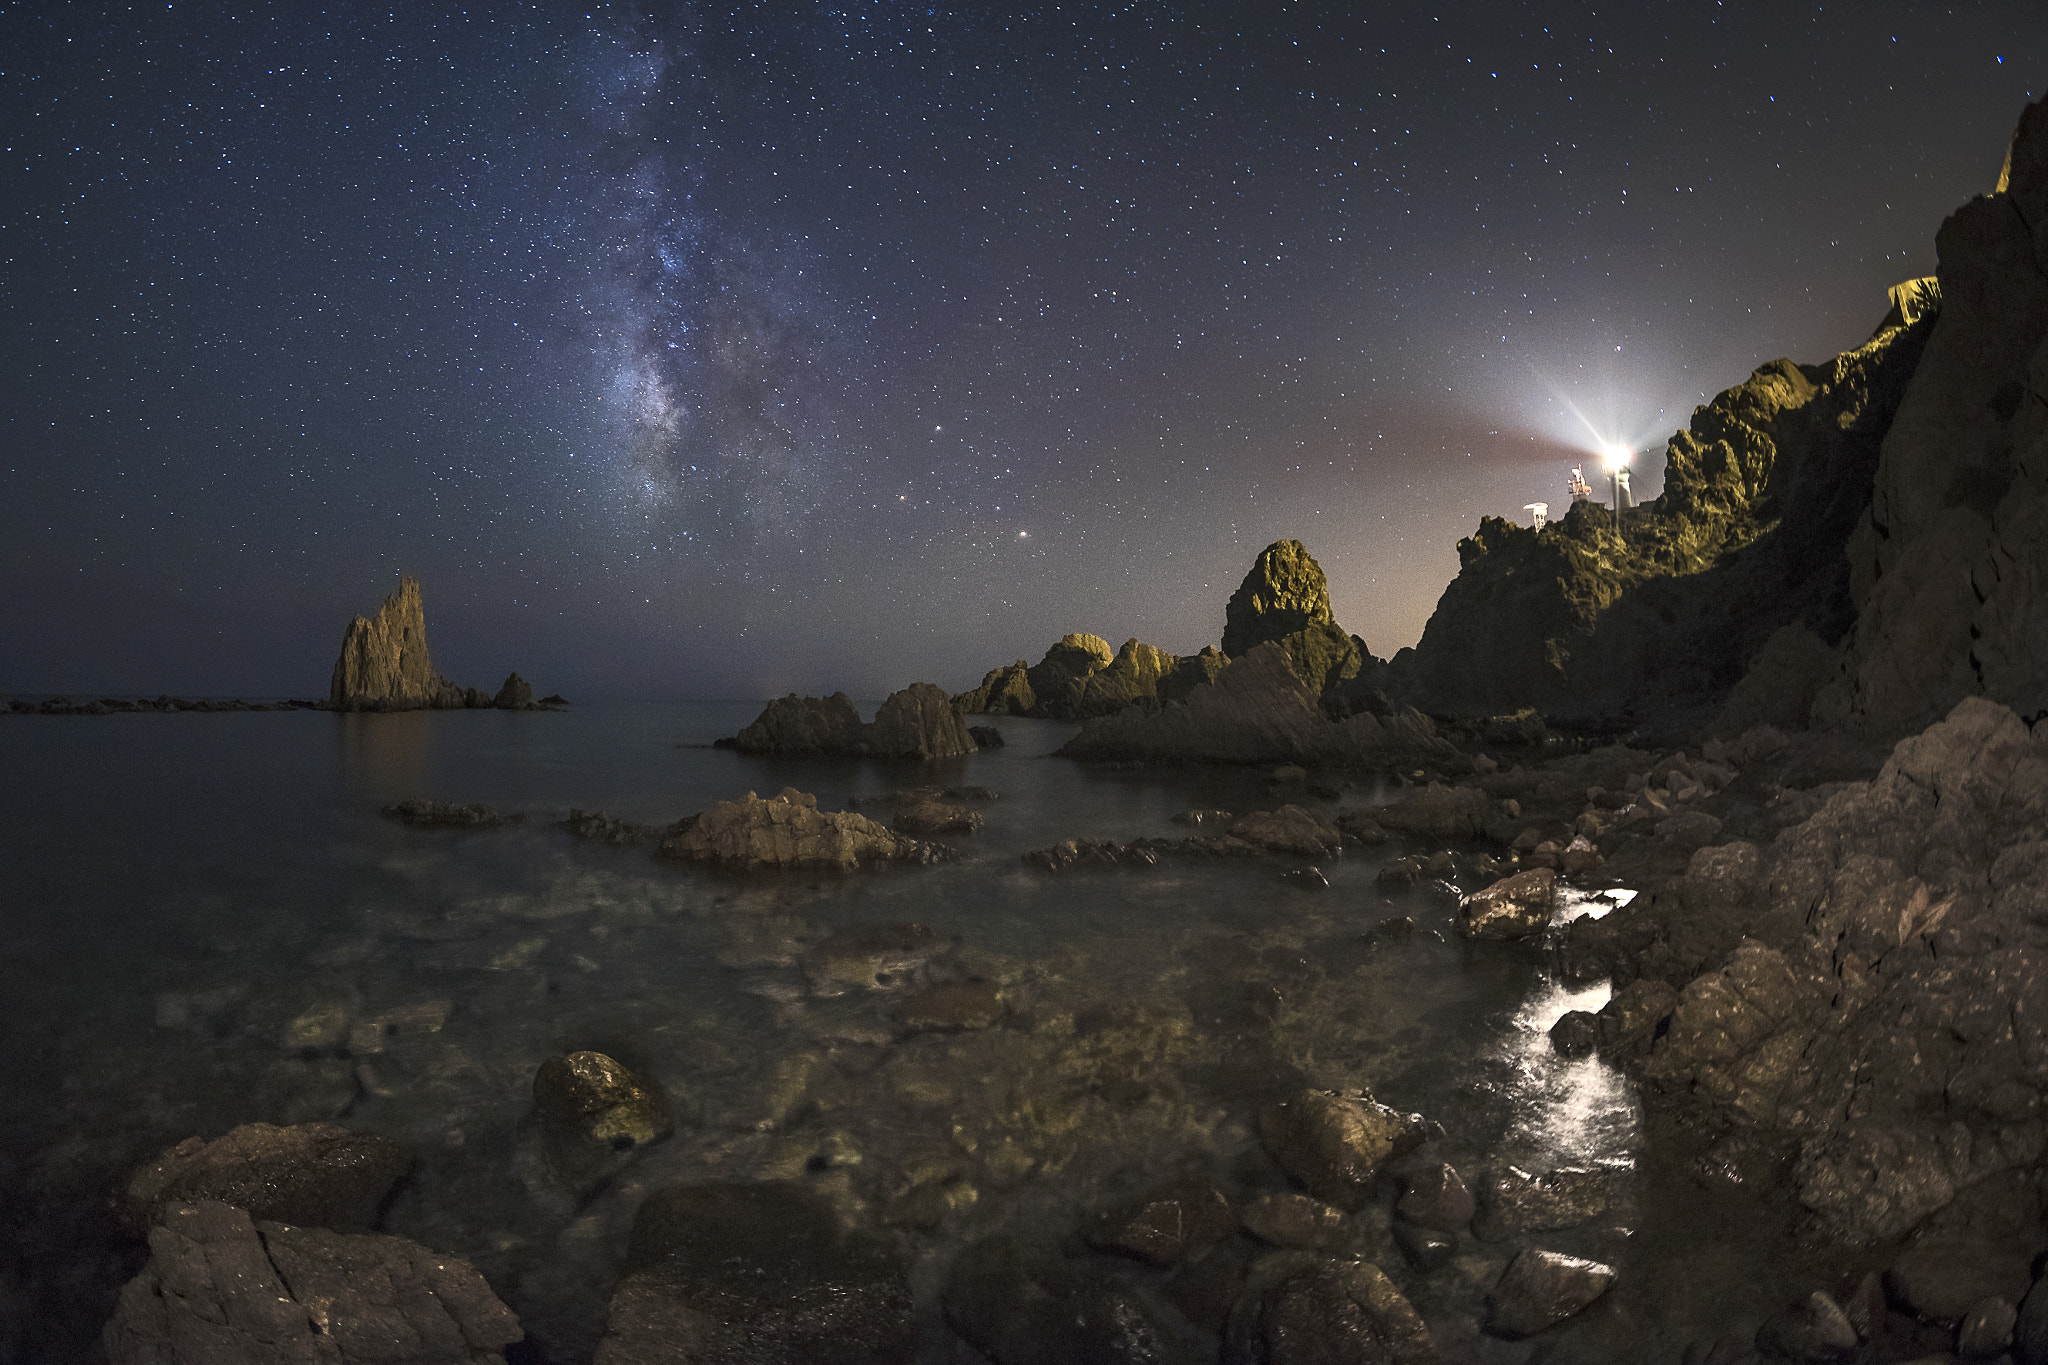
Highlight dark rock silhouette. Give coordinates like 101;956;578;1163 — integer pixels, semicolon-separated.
122;1122;410;1234
735;683;973;759
493;671;534;709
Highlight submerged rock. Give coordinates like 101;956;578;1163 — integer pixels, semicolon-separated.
1258;1089;1432;1212
598;1182;914;1365
123;1122;410;1234
1229;805;1343;858
657;788;945;870
1473;1165;1610;1242
532;1051;671;1149
893;979;1004;1032
104;1200;520;1365
1083;1177;1235;1267
943;1235;1180;1365
382;799;522;829
1754;1291;1859;1363
1222;1251;1436;1365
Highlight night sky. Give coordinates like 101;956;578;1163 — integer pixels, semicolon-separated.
4;3;2043;701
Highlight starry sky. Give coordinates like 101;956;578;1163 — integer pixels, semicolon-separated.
3;2;2043;701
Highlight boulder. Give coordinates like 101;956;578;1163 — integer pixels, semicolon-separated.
1959;1297;2018;1359
1885;1237;2033;1327
1486;1248;1616;1339
103;1200;520;1365
1223;540;1338;659
328;576;476;711
1222;1252;1436;1365
123;1123;410;1234
1025;633;1117;719
1082;1177;1235;1267
597;1182;914;1365
1258;1089;1431;1212
532;1051;671;1148
491;672;534;709
1238;1193;1351;1251
892;797;982;836
1229;806;1342;858
1372;783;1490;839
1392;1223;1456;1273
1395;1162;1475;1231
1458;868;1556;940
968;724;1005;749
657;789;943;870
733;692;863;756
942;1235;1179;1365
1549;1011;1600;1056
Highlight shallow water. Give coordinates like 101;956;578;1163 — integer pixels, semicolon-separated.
0;705;1808;1363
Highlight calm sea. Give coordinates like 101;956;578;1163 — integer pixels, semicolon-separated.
0;704;1784;1363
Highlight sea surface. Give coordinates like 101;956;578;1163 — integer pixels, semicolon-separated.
0;704;1817;1363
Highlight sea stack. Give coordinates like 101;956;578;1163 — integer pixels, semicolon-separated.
328;576;480;711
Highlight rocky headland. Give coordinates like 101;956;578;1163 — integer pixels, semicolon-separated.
329;576;554;713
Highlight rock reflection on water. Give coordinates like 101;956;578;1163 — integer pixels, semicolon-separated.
1499;973;1640;1174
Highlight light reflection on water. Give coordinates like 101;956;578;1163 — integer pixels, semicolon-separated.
1499;972;1640;1173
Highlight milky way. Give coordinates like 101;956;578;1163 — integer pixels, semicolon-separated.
5;3;2044;697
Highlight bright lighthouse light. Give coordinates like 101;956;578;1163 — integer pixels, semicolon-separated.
1602;443;1632;471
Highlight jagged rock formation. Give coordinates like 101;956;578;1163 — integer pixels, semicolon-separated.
954;634;1226;721
1807;99;2048;736
1388;299;1937;727
734;684;973;759
1056;641;1450;767
656;788;946;868
104;1200;521;1365
1224;540;1336;656
328;577;539;712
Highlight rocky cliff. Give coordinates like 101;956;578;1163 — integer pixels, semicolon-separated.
1807;99;2048;737
1387;298;1936;731
735;683;976;759
328;577;542;712
954;633;1227;721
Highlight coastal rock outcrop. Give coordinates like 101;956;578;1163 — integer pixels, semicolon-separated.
104;1200;520;1365
657;788;946;869
734;684;973;758
123;1122;410;1234
955;634;1228;721
1057;642;1451;768
1223;540;1336;658
1568;697;2048;1246
328;577;541;712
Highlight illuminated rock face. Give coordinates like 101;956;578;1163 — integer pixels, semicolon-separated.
954;633;1227;720
1223;539;1335;658
329;575;469;710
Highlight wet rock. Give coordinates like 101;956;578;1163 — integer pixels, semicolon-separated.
802;923;941;996
1885;1237;2033;1327
2015;1272;2048;1365
1231;805;1343;857
1238;1192;1349;1251
1594;978;1679;1060
1375;856;1423;891
1084;1177;1235;1267
1258;1088;1432;1212
381;799;523;829
104;1200;520;1365
1165;1243;1255;1335
1373;782;1490;840
943;1235;1181;1365
1655;809;1725;848
492;671;534;709
969;724;1005;748
600;1182;915;1365
659;788;945;869
1174;809;1234;827
1473;1165;1610;1242
1222;1251;1436;1365
1392;1223;1456;1273
533;1051;671;1148
892;798;982;836
1549;1010;1600;1057
123;1122;410;1234
1753;1290;1858;1362
1958;1296;2017;1358
1457;867;1556;940
893;979;1004;1032
1487;1247;1616;1339
1395;1162;1475;1231
1335;810;1389;844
